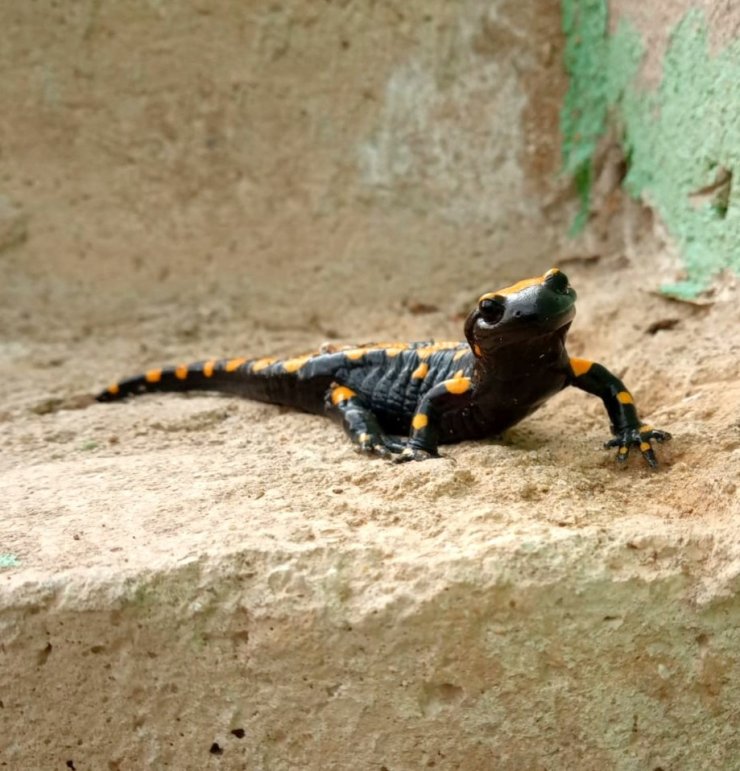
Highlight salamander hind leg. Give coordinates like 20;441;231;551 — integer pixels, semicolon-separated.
325;384;404;459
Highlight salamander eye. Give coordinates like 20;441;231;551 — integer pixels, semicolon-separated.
544;269;570;293
478;297;504;324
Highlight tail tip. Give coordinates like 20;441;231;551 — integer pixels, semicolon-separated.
96;385;122;402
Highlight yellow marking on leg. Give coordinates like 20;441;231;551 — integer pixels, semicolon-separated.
251;357;276;373
203;360;215;378
331;386;357;405
283;355;312;373
107;383;120;395
225;358;247;373
145;369;162;384
639;425;653;433
445;377;471;395
453;348;468;361
412;362;429;380
473;344;482;358
175;364;188;380
619;446;629;455
358;432;370;444
617;391;634;405
412;413;429;430
570;358;593;377
640;442;651;452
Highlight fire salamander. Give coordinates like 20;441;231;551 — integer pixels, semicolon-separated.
97;269;671;466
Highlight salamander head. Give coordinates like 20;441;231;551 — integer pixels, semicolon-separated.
464;268;576;353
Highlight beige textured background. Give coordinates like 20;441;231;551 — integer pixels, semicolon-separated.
1;2;739;769
1;0;568;332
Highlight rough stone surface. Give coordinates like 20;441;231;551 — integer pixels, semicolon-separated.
1;1;740;769
3;250;739;768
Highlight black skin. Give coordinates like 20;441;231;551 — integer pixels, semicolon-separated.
96;269;671;466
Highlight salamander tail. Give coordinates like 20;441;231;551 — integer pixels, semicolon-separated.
95;357;268;402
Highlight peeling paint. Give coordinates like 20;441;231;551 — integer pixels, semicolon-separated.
561;3;740;296
0;553;20;569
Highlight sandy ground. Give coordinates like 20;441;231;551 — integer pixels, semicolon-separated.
1;253;738;589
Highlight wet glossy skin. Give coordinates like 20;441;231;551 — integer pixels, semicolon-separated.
96;269;671;465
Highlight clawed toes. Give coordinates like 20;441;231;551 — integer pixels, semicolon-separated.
356;441;391;459
605;425;671;469
392;447;439;463
651;430;672;443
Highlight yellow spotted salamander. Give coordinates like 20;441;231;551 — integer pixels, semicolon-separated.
97;269;671;466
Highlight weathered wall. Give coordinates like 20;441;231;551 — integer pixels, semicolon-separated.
562;0;740;297
0;0;568;333
2;3;740;770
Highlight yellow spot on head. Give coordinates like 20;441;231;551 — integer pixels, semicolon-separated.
251;357;276;373
225;358;247;373
617;391;634;405
331;386;357;405
570;358;593;377
640;442;651;452
480;276;543;300
478;268;561;302
445;377;471;395
203;360;215;378
175;364;188;380
145;369;162;384
412;413;429;430
107;383;120;395
412;362;429;380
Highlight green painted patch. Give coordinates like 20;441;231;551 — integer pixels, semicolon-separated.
560;0;609;234
0;553;20;569
561;4;740;296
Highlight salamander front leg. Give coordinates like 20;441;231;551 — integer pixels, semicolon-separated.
325;385;404;459
569;358;672;468
394;376;474;463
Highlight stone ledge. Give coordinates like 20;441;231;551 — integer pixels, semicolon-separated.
2;527;738;770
